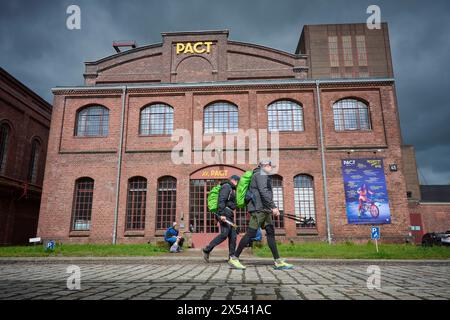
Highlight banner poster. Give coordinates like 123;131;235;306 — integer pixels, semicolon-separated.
341;158;391;225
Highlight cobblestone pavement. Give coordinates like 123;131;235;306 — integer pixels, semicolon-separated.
0;258;449;300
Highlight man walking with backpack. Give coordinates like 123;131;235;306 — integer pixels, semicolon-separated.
202;175;240;263
230;159;294;270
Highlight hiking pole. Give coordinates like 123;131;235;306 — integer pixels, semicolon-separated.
214;213;240;234
280;213;303;222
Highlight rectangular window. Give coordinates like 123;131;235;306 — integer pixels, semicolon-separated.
328;36;339;67
126;177;147;230
156;177;177;230
71;179;94;231
342;36;353;67
0;125;9;174
272;177;284;229
294;175;316;229
356;35;368;66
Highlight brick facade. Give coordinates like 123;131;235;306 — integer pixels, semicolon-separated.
0;68;52;245
37;25;411;245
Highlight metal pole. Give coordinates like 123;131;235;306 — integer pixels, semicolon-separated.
112;86;127;244
315;80;332;244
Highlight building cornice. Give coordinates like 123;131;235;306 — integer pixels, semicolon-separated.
52;78;395;95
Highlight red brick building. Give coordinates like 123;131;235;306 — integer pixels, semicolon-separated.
402;145;450;244
0;68;52;245
38;24;411;246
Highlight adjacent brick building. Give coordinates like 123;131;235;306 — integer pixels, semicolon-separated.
0;68;52;245
38;24;411;246
403;145;450;243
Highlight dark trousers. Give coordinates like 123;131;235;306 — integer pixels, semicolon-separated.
204;222;237;257
235;224;279;259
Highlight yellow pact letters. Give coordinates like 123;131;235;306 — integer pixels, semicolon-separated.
176;41;213;54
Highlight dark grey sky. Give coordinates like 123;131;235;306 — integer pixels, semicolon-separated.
1;0;449;184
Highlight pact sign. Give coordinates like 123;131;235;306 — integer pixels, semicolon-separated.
176;41;213;54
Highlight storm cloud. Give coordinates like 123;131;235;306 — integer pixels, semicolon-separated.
1;0;449;184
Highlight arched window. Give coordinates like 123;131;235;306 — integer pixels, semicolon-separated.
271;175;284;229
294;175;316;229
71;177;94;231
204;102;238;134
126;177;147;230
0;123;10;174
268;100;304;132
156;176;177;230
75;105;109;137
27;138;41;183
333;99;371;131
140;103;174;135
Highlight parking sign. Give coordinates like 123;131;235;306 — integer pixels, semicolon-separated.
371;227;380;240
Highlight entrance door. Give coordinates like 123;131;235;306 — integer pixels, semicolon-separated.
189;166;247;249
410;212;424;244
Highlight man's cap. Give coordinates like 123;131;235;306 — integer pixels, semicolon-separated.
172;222;177;226
259;159;277;167
230;175;240;181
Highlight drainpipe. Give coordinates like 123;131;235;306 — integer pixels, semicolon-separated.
315;80;332;244
112;86;127;244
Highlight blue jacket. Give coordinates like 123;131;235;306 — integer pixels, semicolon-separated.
164;227;178;243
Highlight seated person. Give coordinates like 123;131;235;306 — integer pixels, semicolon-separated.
164;222;184;252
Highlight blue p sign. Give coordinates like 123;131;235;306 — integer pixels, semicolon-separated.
46;240;55;251
371;227;380;240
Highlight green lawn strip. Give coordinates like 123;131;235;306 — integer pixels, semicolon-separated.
253;242;450;260
0;244;167;257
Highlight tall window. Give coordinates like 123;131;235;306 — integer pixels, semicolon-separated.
27;139;41;183
333;99;371;131
356;35;368;66
140;104;174;135
0;123;10;174
204;102;238;134
268;100;304;132
71;178;94;231
272;175;284;229
342;36;353;67
156;176;177;230
125;177;147;230
75;106;109;137
328;36;339;67
294;175;316;229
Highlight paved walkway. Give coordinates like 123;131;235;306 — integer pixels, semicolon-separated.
0;252;449;300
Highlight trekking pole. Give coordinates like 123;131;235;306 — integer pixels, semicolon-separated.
214;213;240;232
279;213;303;222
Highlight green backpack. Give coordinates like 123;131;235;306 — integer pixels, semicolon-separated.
207;184;222;213
236;171;254;208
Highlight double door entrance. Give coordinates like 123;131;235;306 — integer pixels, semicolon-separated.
189;166;247;248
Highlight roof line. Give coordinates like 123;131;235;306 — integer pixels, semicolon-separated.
52;78;395;92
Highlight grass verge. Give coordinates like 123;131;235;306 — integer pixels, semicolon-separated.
252;242;450;260
0;244;167;257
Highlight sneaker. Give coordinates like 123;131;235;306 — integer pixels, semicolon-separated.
202;249;210;263
274;258;294;270
228;257;246;270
